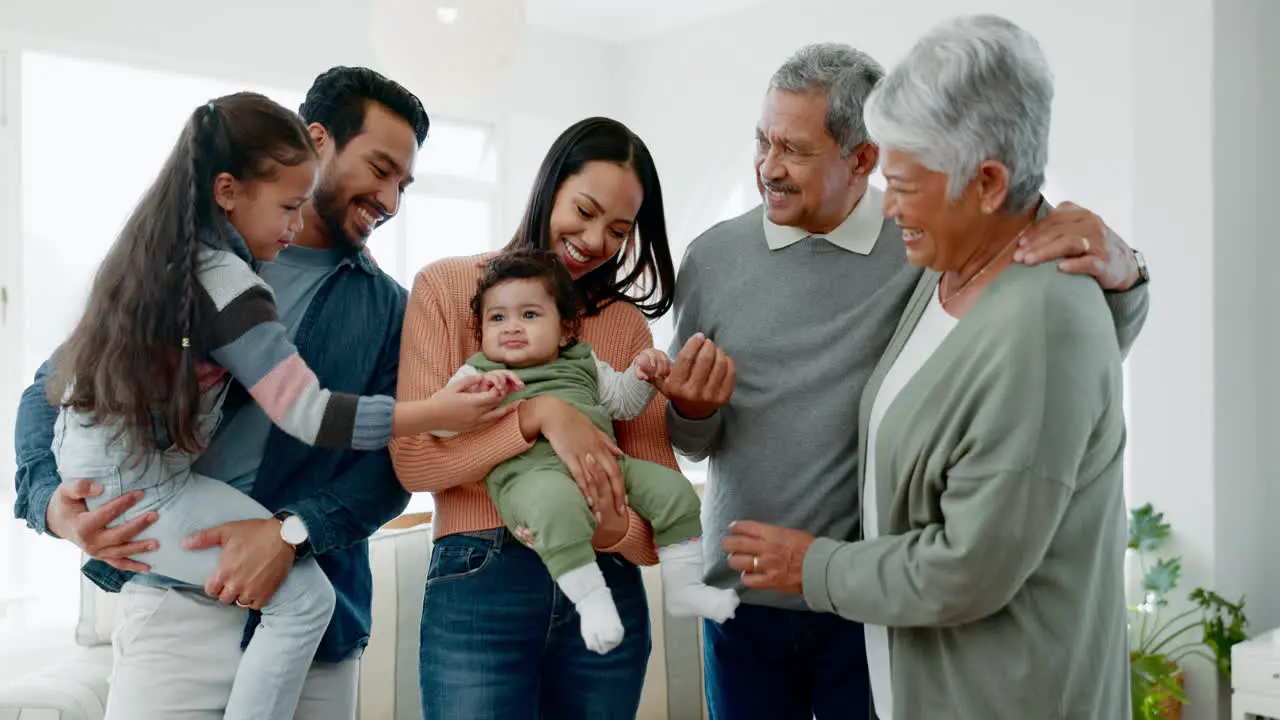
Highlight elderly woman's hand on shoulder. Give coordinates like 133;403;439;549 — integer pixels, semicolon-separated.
722;520;816;595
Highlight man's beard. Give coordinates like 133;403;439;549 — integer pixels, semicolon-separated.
312;177;363;252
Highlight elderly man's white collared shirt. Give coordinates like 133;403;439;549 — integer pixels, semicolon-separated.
762;185;885;253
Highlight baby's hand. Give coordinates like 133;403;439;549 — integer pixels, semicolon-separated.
632;348;671;384
480;370;524;397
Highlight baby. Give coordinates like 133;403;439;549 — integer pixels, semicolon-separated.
434;248;739;654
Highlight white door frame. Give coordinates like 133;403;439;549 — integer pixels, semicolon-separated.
0;37;29;620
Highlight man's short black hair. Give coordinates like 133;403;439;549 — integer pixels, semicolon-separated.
299;66;430;149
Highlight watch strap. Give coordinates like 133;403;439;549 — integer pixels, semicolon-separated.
1133;249;1149;286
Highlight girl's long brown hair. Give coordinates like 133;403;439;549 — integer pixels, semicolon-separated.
49;92;316;456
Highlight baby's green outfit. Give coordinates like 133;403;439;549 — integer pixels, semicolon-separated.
471;341;702;577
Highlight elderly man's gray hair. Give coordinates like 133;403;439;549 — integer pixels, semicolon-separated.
770;43;885;157
864;15;1053;212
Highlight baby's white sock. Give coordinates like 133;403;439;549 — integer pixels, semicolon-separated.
660;538;739;623
557;562;624;655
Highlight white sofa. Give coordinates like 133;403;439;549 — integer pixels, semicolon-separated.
0;518;707;720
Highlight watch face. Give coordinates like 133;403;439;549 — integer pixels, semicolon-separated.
281;515;309;545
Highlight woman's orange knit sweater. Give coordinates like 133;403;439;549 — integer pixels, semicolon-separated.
389;253;676;566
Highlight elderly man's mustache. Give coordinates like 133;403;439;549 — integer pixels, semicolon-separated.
762;181;801;194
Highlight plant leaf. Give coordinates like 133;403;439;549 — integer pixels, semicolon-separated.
1129;503;1171;551
1131;651;1186;719
1142;558;1181;604
1192;589;1249;676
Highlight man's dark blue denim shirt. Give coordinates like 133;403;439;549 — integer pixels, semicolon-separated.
13;246;411;663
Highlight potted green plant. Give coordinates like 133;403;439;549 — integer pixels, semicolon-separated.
1127;503;1249;719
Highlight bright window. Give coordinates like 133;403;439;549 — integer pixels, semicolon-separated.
405;196;493;274
367;195;495;291
19;52;305;383
652;179;756;357
418;122;497;181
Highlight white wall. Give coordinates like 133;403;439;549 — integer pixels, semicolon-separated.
1259;0;1280;623
617;0;1134;251
618;1;1278;718
1131;0;1280;715
0;47;24;602
1208;0;1280;711
1129;0;1220;712
1;0;619;242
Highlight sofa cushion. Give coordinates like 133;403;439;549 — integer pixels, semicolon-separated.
640;564;708;720
74;566;116;649
357;519;707;720
0;645;112;720
358;521;432;720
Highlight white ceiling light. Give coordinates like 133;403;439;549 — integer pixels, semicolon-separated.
371;0;526;110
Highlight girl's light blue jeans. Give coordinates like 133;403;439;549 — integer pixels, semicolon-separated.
52;386;335;720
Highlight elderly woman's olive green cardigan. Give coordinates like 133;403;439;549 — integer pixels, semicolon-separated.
804;239;1147;718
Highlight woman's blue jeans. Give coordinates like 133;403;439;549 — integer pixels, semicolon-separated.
419;528;652;720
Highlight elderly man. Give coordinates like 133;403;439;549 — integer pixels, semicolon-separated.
657;41;1150;719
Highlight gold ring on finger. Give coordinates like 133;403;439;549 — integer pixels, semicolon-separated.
1081;237;1091;254
752;556;760;574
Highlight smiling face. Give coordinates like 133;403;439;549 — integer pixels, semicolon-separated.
214;159;318;261
881;147;995;272
755;88;867;234
479;278;570;368
308;101;419;251
546;161;643;279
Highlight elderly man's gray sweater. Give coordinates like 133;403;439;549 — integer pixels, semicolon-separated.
667;204;1149;611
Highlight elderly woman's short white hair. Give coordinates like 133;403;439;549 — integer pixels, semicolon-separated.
864;15;1053;212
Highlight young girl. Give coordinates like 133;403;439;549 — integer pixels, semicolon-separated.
432;249;738;654
48;92;497;720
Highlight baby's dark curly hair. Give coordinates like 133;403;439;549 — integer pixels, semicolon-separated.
471;249;583;344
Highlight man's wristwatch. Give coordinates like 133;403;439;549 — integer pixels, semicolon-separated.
273;511;312;560
1132;248;1150;288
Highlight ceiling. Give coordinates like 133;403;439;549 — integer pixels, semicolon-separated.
523;0;765;44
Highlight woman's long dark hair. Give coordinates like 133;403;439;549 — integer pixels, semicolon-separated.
49;92;316;456
504;117;675;320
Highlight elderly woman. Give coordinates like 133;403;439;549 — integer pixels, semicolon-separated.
724;15;1141;719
